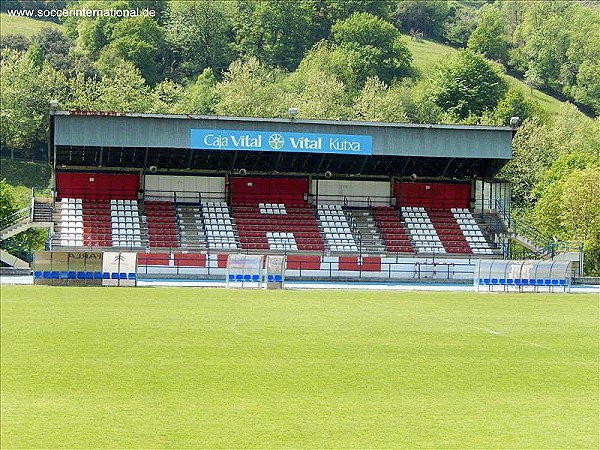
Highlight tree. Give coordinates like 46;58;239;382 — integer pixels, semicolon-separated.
107;16;165;85
442;4;476;47
97;59;152;112
0;179;18;219
572;60;600;116
149;80;187;114
0;50;67;160
331;12;412;85
533;163;600;275
32;28;74;74
63;72;103;111
427;49;508;119
164;0;235;81
286;63;350;121
70;0;128;61
490;88;538;126
312;0;394;40
0;34;30;53
467;4;509;64
232;0;315;71
391;0;449;40
498;117;555;208
185;68;218;115
213;58;289;118
352;77;408;122
295;40;361;94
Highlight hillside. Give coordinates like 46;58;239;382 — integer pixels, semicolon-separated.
0;10;567;119
404;35;564;117
0;12;61;37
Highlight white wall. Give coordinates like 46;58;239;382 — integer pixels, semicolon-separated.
311;179;390;206
144;175;225;202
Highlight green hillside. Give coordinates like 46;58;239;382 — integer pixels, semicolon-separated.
0;12;61;37
404;35;563;117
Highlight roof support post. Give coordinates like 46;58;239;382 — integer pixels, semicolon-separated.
186;149;194;169
358;155;369;174
316;154;326;175
441;158;454;177
400;157;412;175
143;147;149;170
230;151;239;172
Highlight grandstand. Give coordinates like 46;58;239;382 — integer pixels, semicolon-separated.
5;110;574;280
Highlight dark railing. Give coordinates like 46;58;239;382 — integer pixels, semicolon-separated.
136;257;476;281
0;207;31;233
315;194;391;208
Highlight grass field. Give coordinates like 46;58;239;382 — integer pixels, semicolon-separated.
0;12;61;38
403;35;564;117
1;286;598;448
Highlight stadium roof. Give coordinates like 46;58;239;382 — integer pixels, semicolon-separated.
50;111;514;178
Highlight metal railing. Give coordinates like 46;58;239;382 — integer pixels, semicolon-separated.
316;194;391;208
0;207;31;234
136;257;476;281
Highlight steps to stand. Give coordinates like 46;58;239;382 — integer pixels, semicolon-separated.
176;204;208;251
347;208;386;255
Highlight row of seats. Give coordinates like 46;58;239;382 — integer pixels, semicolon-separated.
401;207;446;254
266;231;297;251
478;277;568;291
57;198;84;246
317;205;358;253
145;201;178;248
373;207;415;253
111;200;142;248
53;198;496;256
259;203;287;215
452;210;494;255
34;271;136;280
235;203;323;252
202;201;238;250
426;209;472;254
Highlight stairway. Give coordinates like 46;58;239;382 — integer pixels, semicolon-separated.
0;199;53;267
348;209;386;255
176;204;207;251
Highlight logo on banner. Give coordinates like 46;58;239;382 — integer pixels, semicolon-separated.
268;134;284;150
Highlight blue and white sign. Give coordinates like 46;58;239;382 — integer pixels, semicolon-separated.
190;129;372;155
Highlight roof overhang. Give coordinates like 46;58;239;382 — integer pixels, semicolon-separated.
51;111;514;178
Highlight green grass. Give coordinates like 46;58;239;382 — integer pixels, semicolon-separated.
403;34;565;117
404;35;459;75
0;12;61;38
1;286;598;448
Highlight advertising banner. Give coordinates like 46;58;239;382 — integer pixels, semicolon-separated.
191;129;372;155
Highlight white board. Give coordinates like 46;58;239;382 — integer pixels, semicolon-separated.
102;252;137;286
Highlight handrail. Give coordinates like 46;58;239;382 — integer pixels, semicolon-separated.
0;207;31;230
494;199;511;228
511;217;552;249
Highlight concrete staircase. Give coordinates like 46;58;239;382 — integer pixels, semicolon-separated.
0;198;53;268
348;209;386;255
175;204;208;251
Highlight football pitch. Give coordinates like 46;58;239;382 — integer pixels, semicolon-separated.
1;286;598;449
